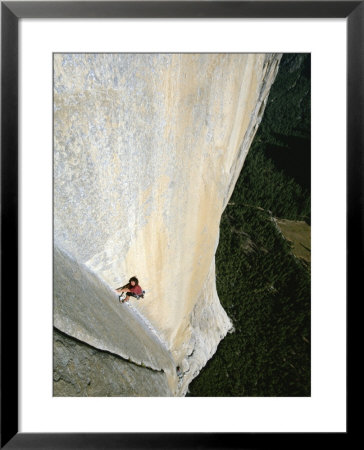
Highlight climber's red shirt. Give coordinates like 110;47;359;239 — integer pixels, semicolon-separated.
129;284;143;295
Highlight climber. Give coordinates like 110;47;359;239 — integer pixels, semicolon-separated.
115;276;144;303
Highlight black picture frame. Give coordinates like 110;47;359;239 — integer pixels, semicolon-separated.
1;1;358;448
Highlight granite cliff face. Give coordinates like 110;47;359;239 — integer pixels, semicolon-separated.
54;53;281;396
53;245;176;396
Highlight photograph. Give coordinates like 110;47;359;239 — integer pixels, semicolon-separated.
1;0;354;444
53;52;311;397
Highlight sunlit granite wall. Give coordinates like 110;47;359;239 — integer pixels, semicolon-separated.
54;53;281;395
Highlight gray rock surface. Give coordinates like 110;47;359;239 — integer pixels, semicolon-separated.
54;244;177;395
54;329;172;397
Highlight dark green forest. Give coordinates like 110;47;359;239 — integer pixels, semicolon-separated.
187;53;311;397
